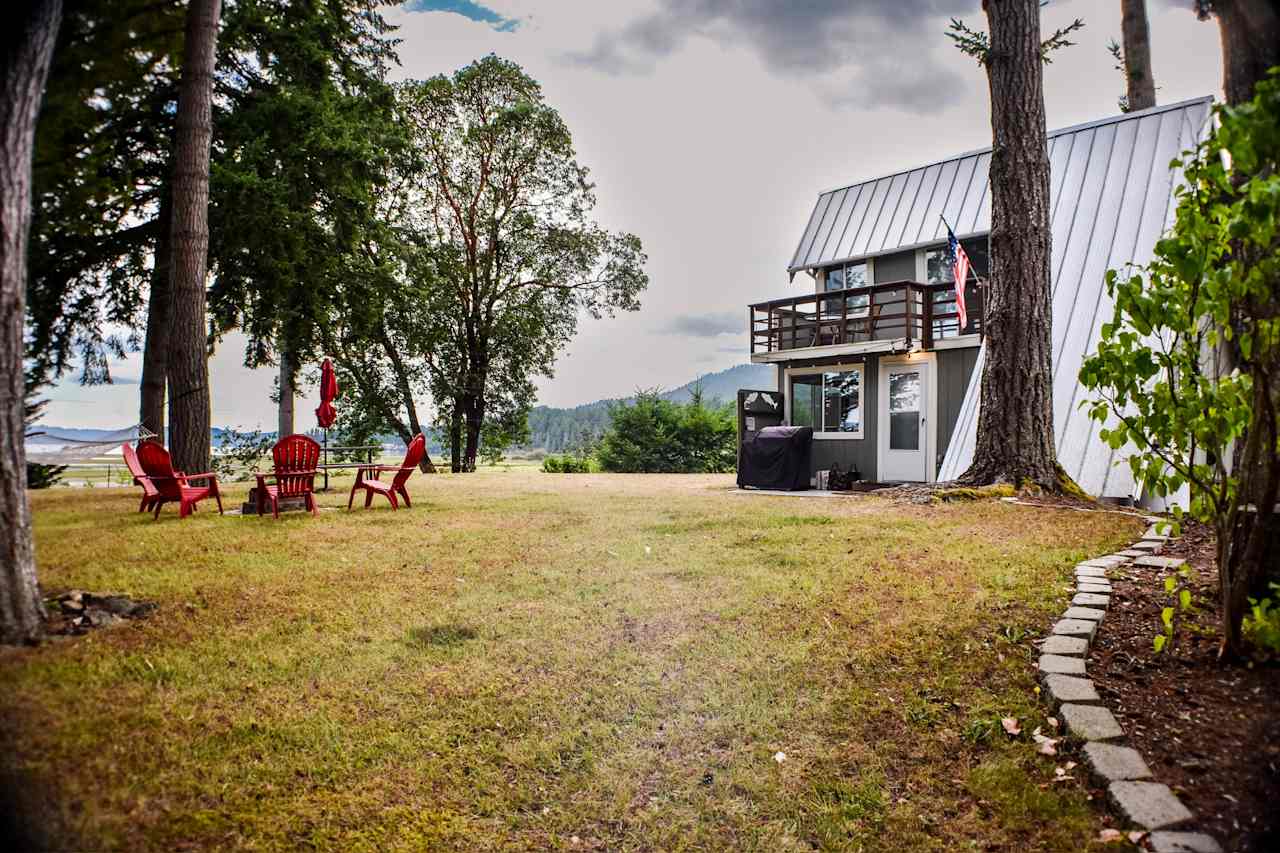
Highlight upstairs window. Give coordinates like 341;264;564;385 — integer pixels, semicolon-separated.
824;260;868;291
925;236;990;284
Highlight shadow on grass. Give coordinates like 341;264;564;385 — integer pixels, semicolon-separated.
405;624;478;650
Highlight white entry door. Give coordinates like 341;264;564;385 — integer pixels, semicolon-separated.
879;361;930;482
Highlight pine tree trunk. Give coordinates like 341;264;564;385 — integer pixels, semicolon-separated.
1213;0;1280;107
278;348;294;437
139;186;173;440
1;0;61;645
166;0;221;475
1121;0;1156;111
960;0;1060;490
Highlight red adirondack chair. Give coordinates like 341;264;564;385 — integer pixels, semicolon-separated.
135;441;223;519
254;433;321;519
348;434;425;511
121;442;161;513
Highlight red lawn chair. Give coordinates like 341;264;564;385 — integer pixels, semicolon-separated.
121;442;162;514
348;434;425;511
254;434;320;519
135;441;223;519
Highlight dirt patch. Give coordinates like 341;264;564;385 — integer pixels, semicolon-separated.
1088;522;1280;851
44;590;158;636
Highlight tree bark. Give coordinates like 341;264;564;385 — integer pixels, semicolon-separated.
449;402;462;473
376;327;436;472
166;0;221;475
1121;0;1156;111
960;0;1061;490
1;0;61;645
139;186;173;440
1213;0;1280;107
278;347;294;437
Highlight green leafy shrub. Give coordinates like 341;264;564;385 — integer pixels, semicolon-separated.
596;388;735;473
1243;583;1280;658
541;454;592;473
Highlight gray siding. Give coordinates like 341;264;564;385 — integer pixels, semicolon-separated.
874;250;915;283
936;347;980;472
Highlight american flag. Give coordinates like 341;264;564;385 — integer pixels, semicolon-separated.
947;225;970;330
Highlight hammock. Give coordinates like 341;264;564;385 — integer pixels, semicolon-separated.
24;425;156;465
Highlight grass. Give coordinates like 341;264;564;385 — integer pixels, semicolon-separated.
1;471;1140;851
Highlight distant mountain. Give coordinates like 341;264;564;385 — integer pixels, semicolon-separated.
524;363;774;453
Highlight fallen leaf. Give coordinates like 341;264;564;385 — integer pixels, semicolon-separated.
774;751;787;764
1002;717;1021;736
1097;828;1123;843
1047;716;1059;730
1064;760;1077;771
1128;831;1148;844
1033;731;1058;756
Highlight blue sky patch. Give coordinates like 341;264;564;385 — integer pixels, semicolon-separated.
403;0;520;32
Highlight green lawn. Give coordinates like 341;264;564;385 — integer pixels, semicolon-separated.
1;472;1139;851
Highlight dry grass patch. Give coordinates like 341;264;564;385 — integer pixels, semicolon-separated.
0;472;1139;851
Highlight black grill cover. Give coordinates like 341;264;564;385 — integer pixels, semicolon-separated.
737;425;813;491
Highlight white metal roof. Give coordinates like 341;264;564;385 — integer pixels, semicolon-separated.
930;96;1213;498
788;97;1213;274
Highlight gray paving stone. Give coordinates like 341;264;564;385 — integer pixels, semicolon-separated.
1052;618;1098;640
1109;781;1194;829
1149;831;1224;853
1073;592;1110;607
1038;653;1087;675
1064;606;1106;622
1134;555;1187;569
1044;674;1099;704
1060;703;1124;740
1076;564;1109;578
1041;634;1089;656
1083;741;1152;782
1118;549;1148;557
1131;540;1165;554
1078;582;1113;594
1080;557;1123;569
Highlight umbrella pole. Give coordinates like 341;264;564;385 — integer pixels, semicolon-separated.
323;428;329;492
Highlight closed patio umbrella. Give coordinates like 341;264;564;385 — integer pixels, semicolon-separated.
315;358;339;489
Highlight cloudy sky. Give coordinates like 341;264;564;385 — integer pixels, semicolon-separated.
43;0;1222;430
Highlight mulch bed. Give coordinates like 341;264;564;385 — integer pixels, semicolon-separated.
1088;521;1280;851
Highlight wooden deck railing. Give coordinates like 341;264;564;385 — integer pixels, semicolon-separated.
748;279;982;355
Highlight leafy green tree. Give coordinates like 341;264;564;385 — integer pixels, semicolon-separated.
597;390;735;474
395;57;647;472
1079;75;1280;658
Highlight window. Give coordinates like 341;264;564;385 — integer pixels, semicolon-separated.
925;236;988;337
823;261;870;318
925;236;990;283
788;366;863;438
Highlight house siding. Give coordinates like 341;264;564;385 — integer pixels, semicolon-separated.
873;250;915;283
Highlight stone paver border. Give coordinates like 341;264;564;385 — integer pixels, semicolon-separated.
1034;520;1223;853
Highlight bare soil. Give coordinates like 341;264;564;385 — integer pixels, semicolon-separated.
1088;522;1280;851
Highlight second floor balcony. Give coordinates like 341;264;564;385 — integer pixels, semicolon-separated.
749;280;983;358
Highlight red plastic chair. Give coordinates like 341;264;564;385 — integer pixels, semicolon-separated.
254;434;321;519
121;442;162;514
348;434;425;511
135;441;223;519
